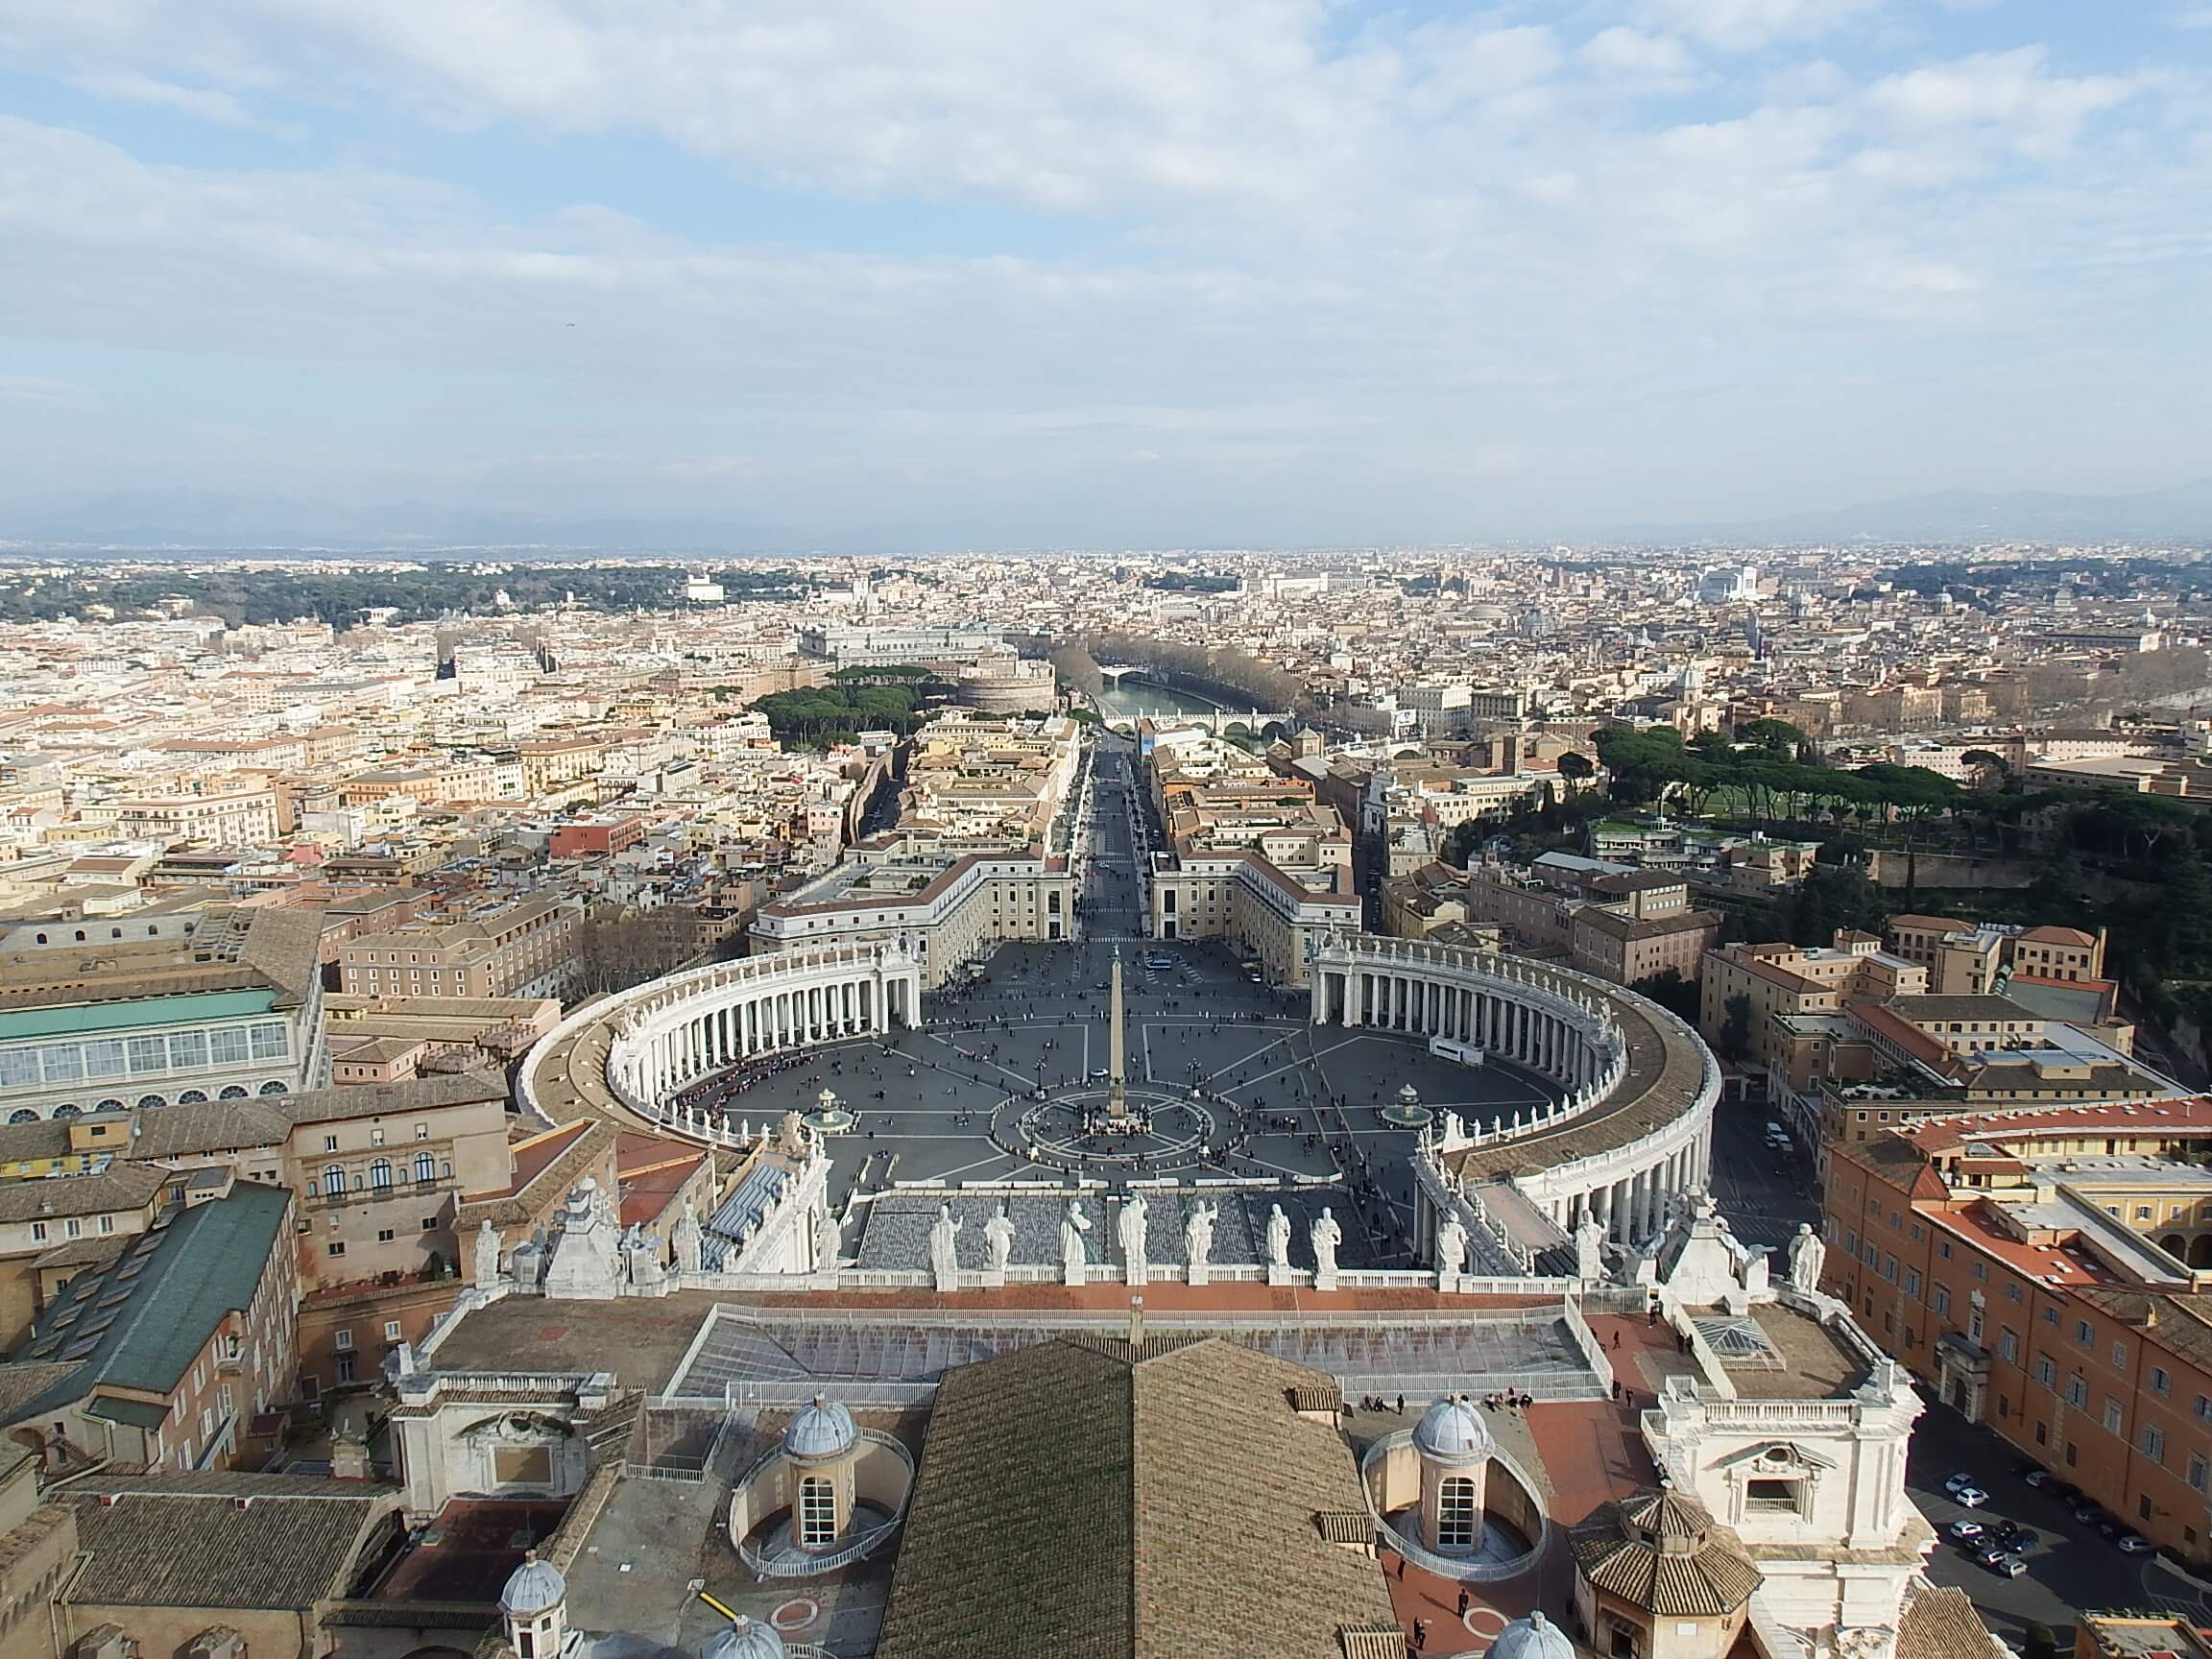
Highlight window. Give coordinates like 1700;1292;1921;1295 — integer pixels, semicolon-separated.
2152;1367;2171;1396
2042;1307;2058;1326
334;1330;354;1350
1745;1478;1804;1516
2104;1398;2124;1434
326;1241;346;1258
1999;1330;2019;1363
376;1228;395;1242
798;1475;838;1549
2067;1375;2087;1407
1905;1268;1921;1298
29;1222;46;1242
416;1122;430;1140
1933;1286;1951;1317
2036;1357;2056;1388
325;1165;345;1194
324;1135;339;1152
1937;1240;1952;1260
208;1027;249;1067
384;1320;402;1341
414;1152;435;1185
1442;1478;1478;1557
2191;1454;2208;1494
369;1159;392;1190
2112;1340;2128;1369
2076;1320;2095;1345
2143;1425;2166;1462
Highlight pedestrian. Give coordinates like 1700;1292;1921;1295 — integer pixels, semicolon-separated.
1397;1393;1406;1415
1413;1619;1429;1650
1457;1589;1471;1618
1610;1330;1621;1351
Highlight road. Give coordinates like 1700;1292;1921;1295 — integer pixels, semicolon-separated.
1704;1092;1821;1255
1906;1397;2212;1647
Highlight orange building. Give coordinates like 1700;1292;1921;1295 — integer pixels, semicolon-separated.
1822;1098;2212;1560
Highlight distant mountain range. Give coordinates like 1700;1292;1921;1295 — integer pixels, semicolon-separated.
1601;478;2212;547
6;478;2212;554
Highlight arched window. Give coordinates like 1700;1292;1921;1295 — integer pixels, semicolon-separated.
52;1103;81;1119
258;1080;287;1094
797;1476;837;1548
7;1109;37;1124
72;930;84;943
135;1094;166;1110
325;1165;347;1195
109;927;122;940
1437;1476;1478;1549
177;1090;208;1105
370;1159;393;1190
94;1099;123;1112
219;1086;249;1100
414;1153;435;1185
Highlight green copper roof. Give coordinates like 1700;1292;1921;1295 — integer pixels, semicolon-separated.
0;990;278;1044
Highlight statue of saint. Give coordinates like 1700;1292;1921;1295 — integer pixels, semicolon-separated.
1061;1197;1094;1276
1787;1222;1827;1292
1574;1205;1606;1281
928;1201;963;1289
1184;1201;1217;1270
1434;1212;1468;1278
671;1199;703;1275
1264;1203;1292;1269
473;1218;502;1290
1118;1191;1149;1286
814;1204;841;1271
1310;1206;1342;1278
984;1201;1017;1273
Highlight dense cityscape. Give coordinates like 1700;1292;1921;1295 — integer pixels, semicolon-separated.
8;0;2212;1653
0;543;2207;1658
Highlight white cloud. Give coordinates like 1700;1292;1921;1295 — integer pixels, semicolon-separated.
67;70;277;132
1863;46;2136;156
1576;27;1696;80
1641;0;1883;51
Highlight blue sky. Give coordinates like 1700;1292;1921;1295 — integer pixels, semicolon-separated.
0;0;2207;545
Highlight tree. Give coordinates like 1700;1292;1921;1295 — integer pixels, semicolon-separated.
1632;968;1699;1023
1786;865;1889;947
1557;752;1595;796
1734;717;1809;757
1960;749;2010;789
1717;993;1753;1062
568;912;698;997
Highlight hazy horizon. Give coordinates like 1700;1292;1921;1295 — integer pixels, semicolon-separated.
4;1;2209;545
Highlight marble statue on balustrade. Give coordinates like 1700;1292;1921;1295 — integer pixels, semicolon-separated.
1310;1206;1343;1291
626;1227;666;1292
1062;1196;1093;1286
671;1199;704;1276
1433;1211;1468;1289
1184;1200;1218;1287
1574;1206;1606;1283
1264;1202;1294;1286
1786;1223;1826;1293
1651;1190;1769;1314
1118;1191;1149;1286
928;1202;963;1292
473;1218;503;1292
983;1201;1016;1281
776;1111;810;1160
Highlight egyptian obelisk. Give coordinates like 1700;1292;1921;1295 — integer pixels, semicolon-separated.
1108;943;1127;1111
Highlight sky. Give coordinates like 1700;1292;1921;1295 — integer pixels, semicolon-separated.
1;0;2209;547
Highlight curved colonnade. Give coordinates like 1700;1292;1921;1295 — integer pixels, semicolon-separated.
1310;935;1720;1254
516;941;924;1134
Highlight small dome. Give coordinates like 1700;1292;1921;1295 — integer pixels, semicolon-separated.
498;1552;565;1617
701;1616;786;1659
782;1394;857;1461
1490;1611;1575;1659
1413;1395;1494;1465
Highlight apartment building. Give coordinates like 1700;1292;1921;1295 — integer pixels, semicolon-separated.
1146;848;1360;986
750;841;1075;987
0;1160;167;1348
1822;1099;2212;1562
1699;931;1927;1081
336;893;582;1000
1887;915;2108;995
104;786;279;849
0;1180;297;1473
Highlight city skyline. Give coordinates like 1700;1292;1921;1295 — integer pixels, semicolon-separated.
4;1;2210;546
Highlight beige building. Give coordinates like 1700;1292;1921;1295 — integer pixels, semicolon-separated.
1887;915;2107;995
105;786;279;849
1698;931;1928;1081
336;895;582;1000
1146;850;1360;986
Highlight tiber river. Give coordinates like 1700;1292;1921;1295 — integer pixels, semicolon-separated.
1093;677;1232;720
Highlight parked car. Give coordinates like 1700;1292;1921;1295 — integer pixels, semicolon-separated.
1953;1485;1989;1508
2073;1501;2106;1526
2116;1532;2156;1554
1940;1473;1976;1495
1946;1519;1985;1542
2021;1468;2056;1489
1992;1523;2035;1551
1984;1553;2028;1578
